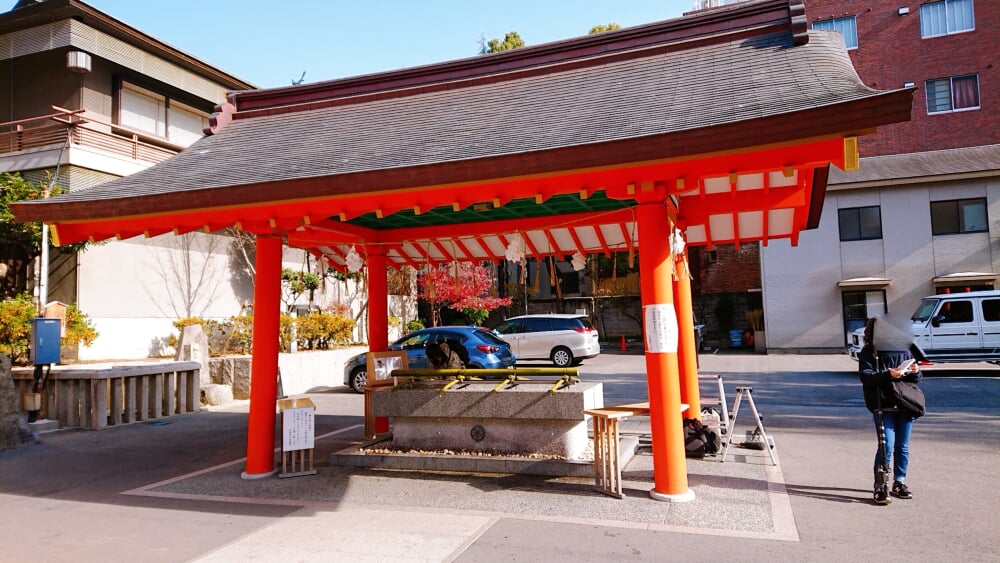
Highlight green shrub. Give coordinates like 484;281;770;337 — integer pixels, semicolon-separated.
461;308;489;326
0;294;36;363
295;310;356;349
405;319;425;332
0;293;98;364
64;303;98;349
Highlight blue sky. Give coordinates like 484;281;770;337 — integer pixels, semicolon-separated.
71;1;695;89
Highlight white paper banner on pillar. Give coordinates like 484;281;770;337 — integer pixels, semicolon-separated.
643;304;678;353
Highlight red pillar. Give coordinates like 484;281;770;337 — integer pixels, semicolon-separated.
366;251;390;433
637;202;694;502
367;251;389;352
243;235;282;479
674;250;702;416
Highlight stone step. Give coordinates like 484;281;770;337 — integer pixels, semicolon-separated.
28;418;60;433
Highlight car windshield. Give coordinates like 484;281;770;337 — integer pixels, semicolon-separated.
396;332;431;349
912;299;940;323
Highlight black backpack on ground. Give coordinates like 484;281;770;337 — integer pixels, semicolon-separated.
683;418;721;458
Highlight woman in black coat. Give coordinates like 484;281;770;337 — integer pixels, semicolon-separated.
858;315;921;505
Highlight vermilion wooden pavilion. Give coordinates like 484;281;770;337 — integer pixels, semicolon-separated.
13;0;911;501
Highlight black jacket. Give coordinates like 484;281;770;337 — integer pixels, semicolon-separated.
858;345;922;412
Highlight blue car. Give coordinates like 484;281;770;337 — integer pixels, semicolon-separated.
343;326;516;393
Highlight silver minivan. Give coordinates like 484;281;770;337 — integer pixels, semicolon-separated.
492;314;601;367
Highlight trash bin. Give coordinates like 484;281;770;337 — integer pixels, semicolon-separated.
729;329;743;348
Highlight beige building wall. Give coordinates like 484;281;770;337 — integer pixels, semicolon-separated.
762;175;1000;352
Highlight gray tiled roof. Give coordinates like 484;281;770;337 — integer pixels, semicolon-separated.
829;144;1000;185
26;30;885;208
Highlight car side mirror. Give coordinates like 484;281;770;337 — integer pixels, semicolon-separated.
931;315;945;328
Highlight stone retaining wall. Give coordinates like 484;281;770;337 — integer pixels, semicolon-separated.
209;347;367;399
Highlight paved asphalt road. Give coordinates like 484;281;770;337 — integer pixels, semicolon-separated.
1;350;997;562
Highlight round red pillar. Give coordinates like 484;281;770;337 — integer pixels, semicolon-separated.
637;202;694;502
674;251;702;416
243;235;282;479
367;251;389;352
366;251;390;433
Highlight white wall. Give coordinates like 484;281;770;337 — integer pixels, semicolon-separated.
278;347;367;395
73;232;383;360
762;176;1000;351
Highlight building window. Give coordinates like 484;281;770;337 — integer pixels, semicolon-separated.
926;75;980;114
117;81;209;147
930;198;987;235
838;206;882;241
812;16;858;49
842;289;886;345
920;0;975;38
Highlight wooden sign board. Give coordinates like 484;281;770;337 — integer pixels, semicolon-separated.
366;350;408;388
281;406;315;451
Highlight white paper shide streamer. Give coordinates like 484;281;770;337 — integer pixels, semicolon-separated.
505;233;526;264
345;246;363;273
669;226;689;280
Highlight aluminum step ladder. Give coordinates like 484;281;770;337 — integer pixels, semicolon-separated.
698;373;730;439
720;386;778;466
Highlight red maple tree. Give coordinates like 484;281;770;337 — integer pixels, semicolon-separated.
417;262;511;326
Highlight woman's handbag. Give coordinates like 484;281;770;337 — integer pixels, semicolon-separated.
889;380;926;418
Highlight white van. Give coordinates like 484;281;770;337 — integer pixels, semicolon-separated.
491;314;601;367
848;290;1000;364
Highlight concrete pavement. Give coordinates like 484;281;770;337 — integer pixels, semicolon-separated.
1;351;997;562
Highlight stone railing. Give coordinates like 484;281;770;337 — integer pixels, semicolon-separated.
12;362;200;430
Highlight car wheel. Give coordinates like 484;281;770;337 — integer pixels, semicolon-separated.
349;366;367;394
551;346;574;367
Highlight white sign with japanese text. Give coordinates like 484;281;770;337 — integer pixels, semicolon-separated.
643;304;678;353
282;407;315;451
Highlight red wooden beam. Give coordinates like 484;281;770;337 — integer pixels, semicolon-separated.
677;186;807;225
431;240;453;262
381;207;634;246
568;227;589;258
451;238;477;261
387;244;420;269
593;225;612;257
542;229;562;257
469;236;496;261
520;231;541;259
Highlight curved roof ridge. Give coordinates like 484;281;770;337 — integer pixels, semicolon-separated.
226;0;805;117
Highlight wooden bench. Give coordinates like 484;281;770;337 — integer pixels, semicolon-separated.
583;401;687;499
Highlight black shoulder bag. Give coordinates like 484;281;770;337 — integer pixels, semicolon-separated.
877;352;926;418
888;380;926;418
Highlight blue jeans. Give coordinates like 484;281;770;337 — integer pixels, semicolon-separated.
873;410;915;484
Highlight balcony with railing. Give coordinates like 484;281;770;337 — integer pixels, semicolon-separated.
0;106;183;167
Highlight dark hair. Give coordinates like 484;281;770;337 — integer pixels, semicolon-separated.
862;317;877;355
863;317;876;345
